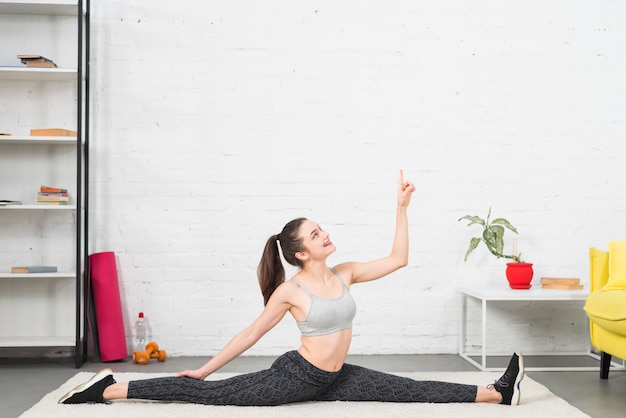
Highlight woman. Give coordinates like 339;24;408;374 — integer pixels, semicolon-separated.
60;170;524;406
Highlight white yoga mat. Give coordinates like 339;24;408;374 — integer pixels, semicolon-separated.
20;371;590;418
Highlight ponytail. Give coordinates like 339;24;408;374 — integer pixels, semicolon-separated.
257;235;284;305
257;218;307;305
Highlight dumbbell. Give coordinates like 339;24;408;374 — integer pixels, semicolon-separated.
133;341;167;365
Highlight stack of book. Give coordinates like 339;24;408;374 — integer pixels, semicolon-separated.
541;277;584;290
17;54;57;68
37;185;69;205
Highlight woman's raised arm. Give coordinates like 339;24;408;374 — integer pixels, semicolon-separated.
337;170;415;285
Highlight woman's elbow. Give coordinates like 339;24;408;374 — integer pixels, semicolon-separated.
391;256;408;270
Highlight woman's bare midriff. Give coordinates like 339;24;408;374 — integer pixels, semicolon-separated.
297;328;352;372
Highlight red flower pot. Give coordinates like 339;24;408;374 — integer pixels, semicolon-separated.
506;262;534;289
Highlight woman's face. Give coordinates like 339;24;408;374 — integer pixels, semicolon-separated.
297;219;336;261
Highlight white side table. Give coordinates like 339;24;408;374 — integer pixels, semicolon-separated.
458;285;600;371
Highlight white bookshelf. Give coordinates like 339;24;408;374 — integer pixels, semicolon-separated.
0;0;89;367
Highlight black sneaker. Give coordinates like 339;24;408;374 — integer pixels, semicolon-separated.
489;352;524;406
58;368;116;404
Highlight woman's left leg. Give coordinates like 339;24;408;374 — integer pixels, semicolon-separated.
313;363;479;403
313;352;524;405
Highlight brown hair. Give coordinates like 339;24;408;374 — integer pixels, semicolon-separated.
257;217;307;305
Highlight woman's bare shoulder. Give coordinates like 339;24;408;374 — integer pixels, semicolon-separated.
331;263;356;285
272;279;303;300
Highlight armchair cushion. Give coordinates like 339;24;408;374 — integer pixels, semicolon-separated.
604;240;626;291
589;247;609;291
584;290;626;337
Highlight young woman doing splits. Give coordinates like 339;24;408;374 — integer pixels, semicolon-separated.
60;170;524;407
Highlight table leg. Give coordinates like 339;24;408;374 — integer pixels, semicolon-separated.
458;292;466;356
481;298;487;370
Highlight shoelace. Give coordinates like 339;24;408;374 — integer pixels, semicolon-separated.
487;372;510;391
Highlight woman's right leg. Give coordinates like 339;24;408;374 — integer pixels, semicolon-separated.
125;351;339;405
61;351;339;406
126;369;300;405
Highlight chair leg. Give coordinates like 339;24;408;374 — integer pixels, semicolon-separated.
600;351;612;379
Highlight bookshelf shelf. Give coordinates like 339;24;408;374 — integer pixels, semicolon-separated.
0;136;79;145
0;205;77;210
0;67;77;81
0;272;76;279
0;336;76;347
0;0;78;16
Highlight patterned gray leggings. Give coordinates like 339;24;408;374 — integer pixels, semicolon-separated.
128;350;477;406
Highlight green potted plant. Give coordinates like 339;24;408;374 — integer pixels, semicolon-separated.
458;208;533;289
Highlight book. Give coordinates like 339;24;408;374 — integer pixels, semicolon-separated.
30;128;77;137
0;200;22;206
18;54;45;59
38;192;69;197
542;283;584;290
36;201;69;205
11;266;58;274
540;277;581;285
37;195;69;202
40;185;68;193
17;54;57;68
24;61;57;68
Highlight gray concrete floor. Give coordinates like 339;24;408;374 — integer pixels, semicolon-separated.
1;354;624;417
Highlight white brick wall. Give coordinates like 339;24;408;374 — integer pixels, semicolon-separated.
84;0;626;356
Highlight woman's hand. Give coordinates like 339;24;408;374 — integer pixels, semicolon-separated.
398;169;415;208
175;368;209;381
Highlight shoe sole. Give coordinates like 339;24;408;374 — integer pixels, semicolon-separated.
58;368;113;404
512;352;525;406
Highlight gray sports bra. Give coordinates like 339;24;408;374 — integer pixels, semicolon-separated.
291;268;357;337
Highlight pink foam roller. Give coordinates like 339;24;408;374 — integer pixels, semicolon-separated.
89;251;128;361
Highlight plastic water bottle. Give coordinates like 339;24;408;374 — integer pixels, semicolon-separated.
134;312;151;352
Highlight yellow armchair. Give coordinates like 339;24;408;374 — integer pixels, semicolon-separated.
583;243;626;379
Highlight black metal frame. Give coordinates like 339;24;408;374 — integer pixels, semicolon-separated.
75;0;90;368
